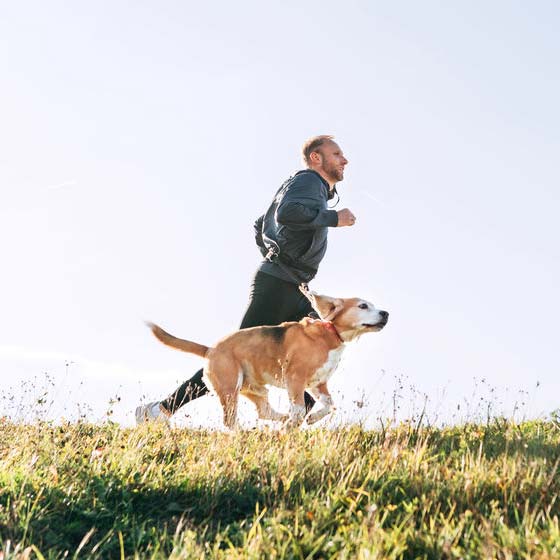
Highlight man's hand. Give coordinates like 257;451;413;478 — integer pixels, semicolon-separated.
337;208;356;227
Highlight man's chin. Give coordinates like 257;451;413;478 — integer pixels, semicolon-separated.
328;171;344;183
321;167;344;184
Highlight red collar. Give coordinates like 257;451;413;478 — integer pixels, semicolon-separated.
321;321;344;343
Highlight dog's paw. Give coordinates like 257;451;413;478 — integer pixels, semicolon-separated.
306;407;335;425
262;410;288;422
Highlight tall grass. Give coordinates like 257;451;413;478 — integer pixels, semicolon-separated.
1;419;559;559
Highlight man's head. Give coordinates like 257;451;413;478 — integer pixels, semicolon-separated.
302;135;348;187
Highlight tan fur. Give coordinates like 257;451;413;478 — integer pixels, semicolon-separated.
149;293;388;429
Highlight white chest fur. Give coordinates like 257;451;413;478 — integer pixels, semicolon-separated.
309;346;345;387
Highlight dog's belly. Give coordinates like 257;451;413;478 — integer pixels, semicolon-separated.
242;361;285;390
245;346;345;390
260;370;285;388
308;346;345;387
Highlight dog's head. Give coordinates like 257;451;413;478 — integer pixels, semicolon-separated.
301;288;389;342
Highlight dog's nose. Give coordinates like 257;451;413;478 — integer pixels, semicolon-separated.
379;310;389;321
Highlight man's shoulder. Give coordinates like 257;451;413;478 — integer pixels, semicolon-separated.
287;169;328;192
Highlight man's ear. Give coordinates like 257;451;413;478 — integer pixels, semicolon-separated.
309;150;323;166
300;289;344;321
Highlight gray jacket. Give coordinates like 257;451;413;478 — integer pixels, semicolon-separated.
254;169;339;284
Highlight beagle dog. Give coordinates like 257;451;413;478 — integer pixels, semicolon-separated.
148;290;388;429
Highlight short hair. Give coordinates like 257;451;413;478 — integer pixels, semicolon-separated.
301;135;335;165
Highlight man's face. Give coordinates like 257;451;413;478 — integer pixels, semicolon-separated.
315;141;348;183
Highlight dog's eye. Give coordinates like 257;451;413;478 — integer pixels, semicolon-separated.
358;303;369;310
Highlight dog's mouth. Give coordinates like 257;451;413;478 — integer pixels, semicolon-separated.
362;311;389;330
362;320;388;330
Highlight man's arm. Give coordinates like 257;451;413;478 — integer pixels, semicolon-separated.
276;177;338;230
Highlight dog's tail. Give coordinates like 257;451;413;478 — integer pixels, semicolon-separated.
147;322;210;358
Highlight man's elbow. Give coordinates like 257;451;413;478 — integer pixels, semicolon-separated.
276;203;313;226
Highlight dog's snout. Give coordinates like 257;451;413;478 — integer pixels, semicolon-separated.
379;310;389;321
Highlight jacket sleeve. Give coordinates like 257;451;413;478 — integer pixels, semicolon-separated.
276;177;338;230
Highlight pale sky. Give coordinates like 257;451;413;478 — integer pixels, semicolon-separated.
1;1;559;427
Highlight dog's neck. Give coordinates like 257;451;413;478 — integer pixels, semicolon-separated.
335;326;367;343
321;321;344;344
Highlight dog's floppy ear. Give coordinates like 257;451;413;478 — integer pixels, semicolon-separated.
319;297;345;321
300;287;344;321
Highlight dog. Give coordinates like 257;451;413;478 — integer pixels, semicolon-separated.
148;289;388;429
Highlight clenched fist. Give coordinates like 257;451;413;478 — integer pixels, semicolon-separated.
337;208;357;227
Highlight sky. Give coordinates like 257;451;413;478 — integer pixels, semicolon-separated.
1;1;559;427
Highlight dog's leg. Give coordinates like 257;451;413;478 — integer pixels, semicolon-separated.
242;390;288;422
306;383;335;425
206;363;241;429
218;390;239;429
284;379;307;430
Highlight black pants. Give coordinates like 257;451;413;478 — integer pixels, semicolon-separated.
160;271;316;414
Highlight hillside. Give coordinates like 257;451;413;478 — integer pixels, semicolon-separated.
1;420;559;558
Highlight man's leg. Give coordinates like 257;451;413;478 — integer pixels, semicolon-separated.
238;271;303;329
159;368;209;415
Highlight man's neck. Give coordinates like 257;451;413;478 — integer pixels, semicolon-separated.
307;167;335;190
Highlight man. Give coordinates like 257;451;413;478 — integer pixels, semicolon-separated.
136;135;356;423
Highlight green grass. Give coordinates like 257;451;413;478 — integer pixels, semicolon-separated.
1;420;559;559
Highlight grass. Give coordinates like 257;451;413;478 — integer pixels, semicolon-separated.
0;419;559;559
